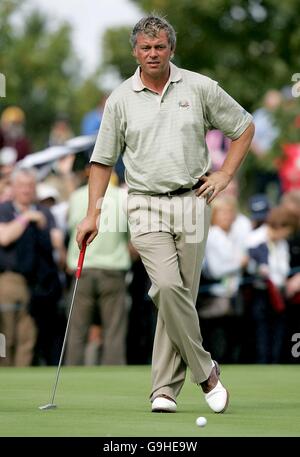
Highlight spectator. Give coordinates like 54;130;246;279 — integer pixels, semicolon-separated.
126;257;156;365
280;190;300;273
223;178;252;250
65;165;131;365
48;114;74;147
81;96;125;184
44;154;77;203
246;205;298;363
0;168;62;365
198;196;248;362
81;96;108;136
248;193;271;229
206;130;230;171
0;147;17;202
280;190;300;362
251;90;282;197
0;106;31;161
36;182;69;237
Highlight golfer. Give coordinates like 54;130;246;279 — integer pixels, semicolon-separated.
77;15;255;413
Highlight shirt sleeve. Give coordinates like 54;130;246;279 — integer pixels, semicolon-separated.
90;100;125;166
203;80;253;140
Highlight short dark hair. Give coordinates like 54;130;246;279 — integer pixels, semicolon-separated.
130;14;176;50
267;205;299;231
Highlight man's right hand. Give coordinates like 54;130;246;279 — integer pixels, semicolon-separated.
76;215;99;249
24;210;47;229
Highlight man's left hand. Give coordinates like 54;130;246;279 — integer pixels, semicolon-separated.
195;171;232;203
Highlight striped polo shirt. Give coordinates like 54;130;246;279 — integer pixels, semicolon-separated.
90;62;252;194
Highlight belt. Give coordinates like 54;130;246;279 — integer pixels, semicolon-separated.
156;179;203;197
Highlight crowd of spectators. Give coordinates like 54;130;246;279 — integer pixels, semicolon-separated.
0;90;299;367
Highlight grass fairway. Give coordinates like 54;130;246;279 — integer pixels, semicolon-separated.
0;365;299;437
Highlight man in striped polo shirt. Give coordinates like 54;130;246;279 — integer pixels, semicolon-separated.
77;14;255;414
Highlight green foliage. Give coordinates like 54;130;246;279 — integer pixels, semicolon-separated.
274;100;300;145
0;0;87;148
102;27;137;81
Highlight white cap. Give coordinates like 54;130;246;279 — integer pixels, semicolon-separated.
36;183;59;202
0;147;17;166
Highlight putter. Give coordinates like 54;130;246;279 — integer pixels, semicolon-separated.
39;238;87;410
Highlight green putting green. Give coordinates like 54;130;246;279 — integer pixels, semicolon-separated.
0;365;299;437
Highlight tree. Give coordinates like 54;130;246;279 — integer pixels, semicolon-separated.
0;0;82;148
102;26;137;81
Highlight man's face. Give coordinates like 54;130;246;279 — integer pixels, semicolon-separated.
133;30;174;80
212;205;236;232
12;174;36;206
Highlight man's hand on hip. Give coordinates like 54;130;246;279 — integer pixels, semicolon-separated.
195;171;232;204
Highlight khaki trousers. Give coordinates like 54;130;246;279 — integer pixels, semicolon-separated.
128;191;213;401
66;268;127;365
0;272;37;366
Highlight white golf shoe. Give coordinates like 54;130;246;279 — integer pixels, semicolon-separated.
151;395;177;413
204;380;229;413
201;361;229;413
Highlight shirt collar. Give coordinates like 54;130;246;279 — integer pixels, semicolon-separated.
131;62;182;92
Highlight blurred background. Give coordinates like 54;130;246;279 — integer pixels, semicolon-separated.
1;0;300;368
1;0;300;198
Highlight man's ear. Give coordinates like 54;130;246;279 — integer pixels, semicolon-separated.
170;46;176;60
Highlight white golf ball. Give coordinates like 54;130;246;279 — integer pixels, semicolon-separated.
196;416;207;427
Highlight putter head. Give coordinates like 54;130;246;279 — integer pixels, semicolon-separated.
39;403;57;411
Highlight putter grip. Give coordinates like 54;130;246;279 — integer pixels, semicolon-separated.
76;239;87;279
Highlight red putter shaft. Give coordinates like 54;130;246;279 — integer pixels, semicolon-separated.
76;239;87;279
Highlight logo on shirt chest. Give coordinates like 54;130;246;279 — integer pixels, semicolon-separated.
178;100;190;109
